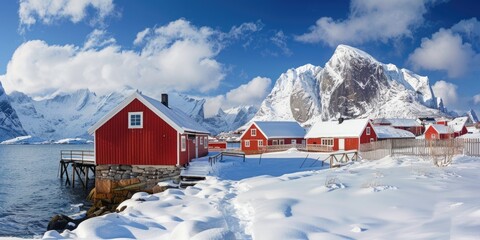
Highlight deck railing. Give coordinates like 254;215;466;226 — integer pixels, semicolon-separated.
60;150;95;163
305;144;334;152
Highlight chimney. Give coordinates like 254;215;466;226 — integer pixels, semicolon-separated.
161;93;168;108
338;117;344;124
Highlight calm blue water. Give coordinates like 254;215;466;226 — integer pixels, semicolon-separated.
0;144;93;238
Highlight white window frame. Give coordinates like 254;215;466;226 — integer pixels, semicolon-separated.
279;139;285;145
431;134;436;139
291;139;296;145
370;138;374;143
181;136;186;152
366;127;371;135
204;137;208;148
251;128;257;136
321;138;334;146
128;112;143;129
245;140;250;147
272;140;278;145
200;136;204;145
258;140;263;147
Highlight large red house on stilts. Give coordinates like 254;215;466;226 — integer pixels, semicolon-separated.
88;91;210;167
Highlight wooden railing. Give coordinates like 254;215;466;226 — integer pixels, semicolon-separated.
305;144;333;152
208;151;246;166
60;150;95;163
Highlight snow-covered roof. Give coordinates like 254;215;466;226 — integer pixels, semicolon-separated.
373;118;421;127
373;126;415;139
244;121;306;139
447;117;468;132
88;92;209;135
305;118;370;138
428;124;452;134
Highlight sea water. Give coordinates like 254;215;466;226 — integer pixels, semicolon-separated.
0;144;93;238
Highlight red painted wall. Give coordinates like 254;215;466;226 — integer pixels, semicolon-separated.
425;126;451;140
241;124;267;152
359;123;377;144
179;134;208;166
95;99;178;165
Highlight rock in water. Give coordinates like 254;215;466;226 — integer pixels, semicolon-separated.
47;214;84;231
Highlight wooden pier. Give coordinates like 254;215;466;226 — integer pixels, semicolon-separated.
58;150;95;189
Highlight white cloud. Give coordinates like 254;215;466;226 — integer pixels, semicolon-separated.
295;0;432;46
19;0;115;27
408;28;479;78
432;80;458;107
270;31;292;56
133;28;150;45
83;29;115;50
474;94;480;105
1;19;230;97
204;77;272;118
451;17;480;40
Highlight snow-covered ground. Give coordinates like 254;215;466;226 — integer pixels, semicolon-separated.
43;151;480;239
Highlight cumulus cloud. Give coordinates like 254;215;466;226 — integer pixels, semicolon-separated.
1;19;233;97
432;80;459;107
409;18;480;78
133;28;151;45
295;0;432;46
19;0;115;27
204;77;272;117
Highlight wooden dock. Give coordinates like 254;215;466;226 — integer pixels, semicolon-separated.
58;150;95;189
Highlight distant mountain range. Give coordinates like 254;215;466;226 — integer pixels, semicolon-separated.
0;44;477;142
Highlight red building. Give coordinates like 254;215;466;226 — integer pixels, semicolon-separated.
305;118;377;151
88;92;209;166
425;117;468;140
424;124;453;140
240;121;306;154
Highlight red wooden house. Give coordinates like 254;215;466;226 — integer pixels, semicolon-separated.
240;121;306;154
425;117;468;140
424;124;453;140
88;92;210;167
305;118;377;151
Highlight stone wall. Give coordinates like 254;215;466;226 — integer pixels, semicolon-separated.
94;164;180;203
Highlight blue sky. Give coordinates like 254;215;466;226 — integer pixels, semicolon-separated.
0;0;479;116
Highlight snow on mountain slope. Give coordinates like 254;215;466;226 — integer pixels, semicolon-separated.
254;64;322;126
466;109;479;124
252;44;447;127
0;82;27;141
203;105;258;134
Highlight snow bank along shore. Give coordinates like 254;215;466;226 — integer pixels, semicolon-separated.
43;150;480;239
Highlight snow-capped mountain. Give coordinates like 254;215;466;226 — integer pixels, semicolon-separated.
0;82;26;141
203;105;258;134
252;44;447;126
466;109;479;124
3;86;251;140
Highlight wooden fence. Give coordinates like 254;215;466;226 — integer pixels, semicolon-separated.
359;138;480;160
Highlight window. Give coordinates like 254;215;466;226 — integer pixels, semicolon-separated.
128;112;143;128
291;139;297;145
431;134;436;139
279;139;285;145
321;138;334;146
204;137;208;148
272;140;278;145
258;140;263;147
200;136;203;145
245;140;250;147
181;136;186;151
251;129;257;136
366;127;371;135
370;138;374;143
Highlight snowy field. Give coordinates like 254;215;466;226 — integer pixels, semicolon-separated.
43;150;480;239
